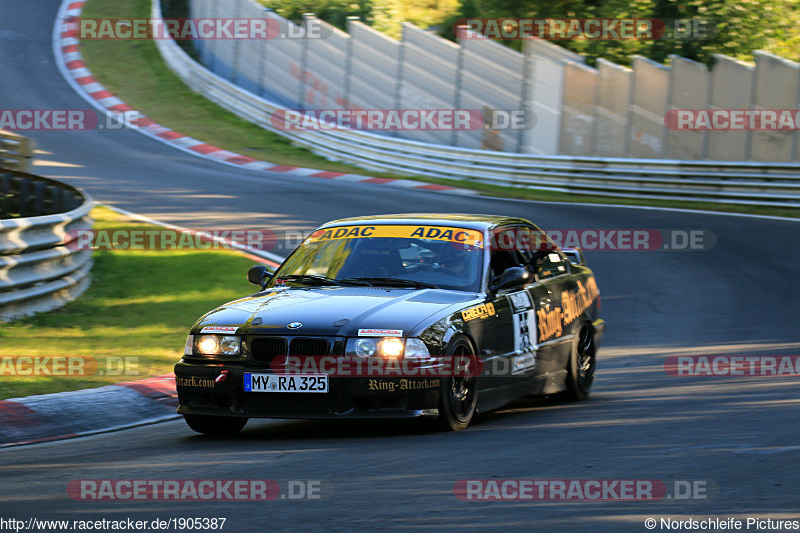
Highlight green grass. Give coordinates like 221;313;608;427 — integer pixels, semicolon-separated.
77;0;798;219
0;206;258;399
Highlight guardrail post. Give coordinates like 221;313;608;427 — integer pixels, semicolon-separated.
18;178;29;218
0;174;10;217
33;182;44;217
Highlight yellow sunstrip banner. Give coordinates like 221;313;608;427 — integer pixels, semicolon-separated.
305;225;484;247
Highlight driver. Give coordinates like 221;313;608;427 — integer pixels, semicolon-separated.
432;244;473;277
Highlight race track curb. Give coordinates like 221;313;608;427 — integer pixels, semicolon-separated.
54;1;475;197
0;374;178;447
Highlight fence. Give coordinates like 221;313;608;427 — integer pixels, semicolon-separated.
187;0;800;162
0;168;93;320
152;0;800;207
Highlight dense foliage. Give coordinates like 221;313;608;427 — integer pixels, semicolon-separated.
259;0;800;66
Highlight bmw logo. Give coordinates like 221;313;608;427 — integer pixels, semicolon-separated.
288;322;303;329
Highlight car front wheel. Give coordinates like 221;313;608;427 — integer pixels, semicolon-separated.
564;326;596;401
437;337;478;431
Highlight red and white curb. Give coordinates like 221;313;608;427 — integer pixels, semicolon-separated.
53;0;475;196
0;374;178;447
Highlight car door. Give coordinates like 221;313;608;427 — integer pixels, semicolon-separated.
481;225;551;389
523;244;576;380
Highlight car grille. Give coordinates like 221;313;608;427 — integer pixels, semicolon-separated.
250;338;288;363
248;336;332;364
289;338;329;357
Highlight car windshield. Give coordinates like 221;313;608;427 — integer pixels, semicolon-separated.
269;224;485;292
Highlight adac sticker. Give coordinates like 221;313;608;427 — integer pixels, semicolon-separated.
305;225;483;247
201;325;238;334
358;328;403;337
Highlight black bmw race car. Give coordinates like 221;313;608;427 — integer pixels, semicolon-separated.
175;214;605;433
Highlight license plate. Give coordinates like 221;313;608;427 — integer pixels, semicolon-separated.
244;373;328;393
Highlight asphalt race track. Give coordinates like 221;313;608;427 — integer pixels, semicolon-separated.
1;1;799;531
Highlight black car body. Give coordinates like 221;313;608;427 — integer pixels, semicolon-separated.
175;214;605;432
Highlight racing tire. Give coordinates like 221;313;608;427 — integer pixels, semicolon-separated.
184;414;248;436
437;336;478;431
563;326;596;401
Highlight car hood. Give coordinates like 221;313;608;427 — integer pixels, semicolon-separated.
194;286;479;337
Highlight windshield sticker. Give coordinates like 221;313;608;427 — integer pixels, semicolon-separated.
305;225;483;247
358;329;403;337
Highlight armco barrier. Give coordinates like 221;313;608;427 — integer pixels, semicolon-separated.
149;0;800;208
0;169;93;320
0;130;36;173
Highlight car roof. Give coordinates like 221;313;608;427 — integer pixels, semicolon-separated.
317;213;536;232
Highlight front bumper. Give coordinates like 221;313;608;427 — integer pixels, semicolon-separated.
174;362;442;419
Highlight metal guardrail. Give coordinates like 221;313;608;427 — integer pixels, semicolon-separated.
152;1;800;208
0;169;93;320
0;130;36;173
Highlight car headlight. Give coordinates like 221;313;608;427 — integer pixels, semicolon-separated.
381;337;404;358
193;334;241;356
345;337;430;359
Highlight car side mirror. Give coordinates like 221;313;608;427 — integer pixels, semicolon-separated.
247;265;272;289
490;266;531;292
562;247;585;266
